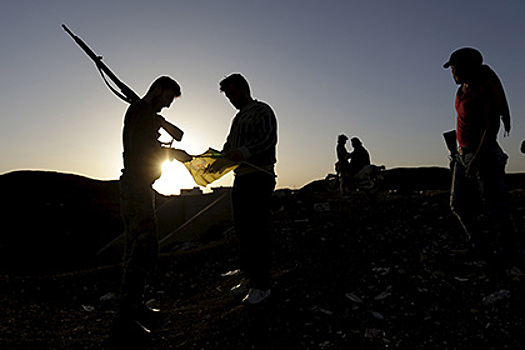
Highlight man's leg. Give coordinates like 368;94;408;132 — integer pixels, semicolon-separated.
232;173;275;291
117;181;158;325
478;149;521;265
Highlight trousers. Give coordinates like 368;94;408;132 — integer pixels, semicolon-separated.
232;171;276;290
450;144;519;259
118;175;158;314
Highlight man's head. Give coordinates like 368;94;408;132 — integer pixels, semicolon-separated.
219;73;252;109
338;134;348;144
145;76;181;112
443;47;483;84
350;137;362;148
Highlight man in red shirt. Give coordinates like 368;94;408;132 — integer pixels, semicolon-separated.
444;48;522;271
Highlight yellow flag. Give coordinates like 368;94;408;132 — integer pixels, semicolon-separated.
183;148;239;186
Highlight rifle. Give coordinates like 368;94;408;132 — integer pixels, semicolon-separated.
62;24;139;104
442;130;457;156
62;24;183;141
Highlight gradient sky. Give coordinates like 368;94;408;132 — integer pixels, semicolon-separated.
2;1;525;195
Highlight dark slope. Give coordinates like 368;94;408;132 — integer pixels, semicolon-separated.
1;186;525;349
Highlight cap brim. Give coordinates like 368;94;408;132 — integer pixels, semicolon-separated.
443;61;451;69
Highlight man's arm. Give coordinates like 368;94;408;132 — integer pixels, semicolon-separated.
466;89;501;177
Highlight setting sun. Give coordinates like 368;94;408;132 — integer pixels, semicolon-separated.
153;160;200;196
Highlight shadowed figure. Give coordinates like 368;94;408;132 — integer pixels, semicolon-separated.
335;134;351;194
217;73;278;307
347;137;371;177
215;73;278;348
335;135;372;195
443;47;523;272
109;76;187;347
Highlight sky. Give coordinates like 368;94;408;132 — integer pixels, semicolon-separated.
2;1;525;195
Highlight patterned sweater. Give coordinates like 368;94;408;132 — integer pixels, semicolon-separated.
222;100;278;175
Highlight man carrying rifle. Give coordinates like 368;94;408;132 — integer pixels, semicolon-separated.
112;76;189;341
62;26;192;344
443;47;523;273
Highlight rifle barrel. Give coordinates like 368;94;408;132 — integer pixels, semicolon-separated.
62;24;140;103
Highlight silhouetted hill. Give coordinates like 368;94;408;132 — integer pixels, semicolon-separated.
385;167;451;191
301;167;525;195
0;171;124;273
2;168;525;275
382;166;525;191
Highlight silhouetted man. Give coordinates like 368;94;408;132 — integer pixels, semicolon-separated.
444;47;522;271
348;137;371;177
335;134;350;172
219;73;278;305
112;76;186;341
335;134;352;195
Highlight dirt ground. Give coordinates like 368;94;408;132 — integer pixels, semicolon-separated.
1;188;525;349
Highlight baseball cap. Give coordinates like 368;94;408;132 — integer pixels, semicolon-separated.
443;47;483;69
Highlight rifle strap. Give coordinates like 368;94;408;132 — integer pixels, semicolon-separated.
96;63;133;104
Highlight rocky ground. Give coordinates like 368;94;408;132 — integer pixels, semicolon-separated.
1;188;525;349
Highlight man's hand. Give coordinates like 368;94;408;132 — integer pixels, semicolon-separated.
207;156;235;173
225;149;245;162
170;149;192;163
503;117;511;137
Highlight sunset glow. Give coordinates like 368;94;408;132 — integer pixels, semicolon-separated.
153;160;199;196
2;1;525;190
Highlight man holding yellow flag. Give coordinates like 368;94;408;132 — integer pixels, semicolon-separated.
217;73;278;305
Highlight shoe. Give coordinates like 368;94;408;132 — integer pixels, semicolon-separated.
109;314;152;347
242;288;271;305
136;305;164;331
231;279;250;296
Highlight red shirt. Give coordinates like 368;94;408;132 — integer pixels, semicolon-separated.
456;78;502;149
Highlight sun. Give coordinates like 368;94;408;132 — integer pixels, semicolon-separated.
153;160;199;196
